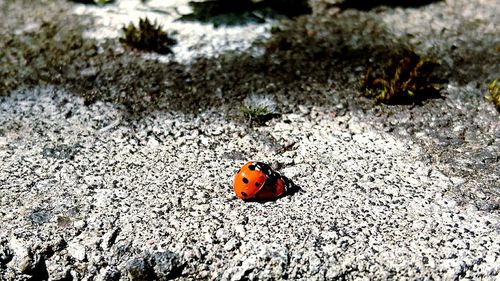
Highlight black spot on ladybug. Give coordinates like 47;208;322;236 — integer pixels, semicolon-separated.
237;169;241;173
242;177;249;184
241;192;248;197
255;182;260;187
249;164;256;171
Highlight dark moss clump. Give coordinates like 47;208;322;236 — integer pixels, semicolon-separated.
486;79;500;111
179;0;311;27
362;48;443;104
119;18;177;54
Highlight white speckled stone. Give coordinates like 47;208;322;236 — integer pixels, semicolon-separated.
1;87;498;280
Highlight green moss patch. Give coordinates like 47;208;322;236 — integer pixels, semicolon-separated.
362;48;444;104
240;106;278;125
486;79;500;111
240;94;279;125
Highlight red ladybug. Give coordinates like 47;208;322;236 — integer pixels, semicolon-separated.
233;161;290;201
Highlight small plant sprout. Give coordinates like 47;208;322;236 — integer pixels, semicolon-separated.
486;79;500;111
119;18;177;55
240;94;278;125
362;48;443;104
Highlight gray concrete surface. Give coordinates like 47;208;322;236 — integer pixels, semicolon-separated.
1;0;499;280
1;87;499;280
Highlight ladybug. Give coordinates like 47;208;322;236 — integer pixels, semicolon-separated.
233;161;289;201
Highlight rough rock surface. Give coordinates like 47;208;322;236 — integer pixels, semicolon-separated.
0;0;499;280
1;87;498;279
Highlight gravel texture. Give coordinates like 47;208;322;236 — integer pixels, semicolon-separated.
0;0;499;280
1;87;499;280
